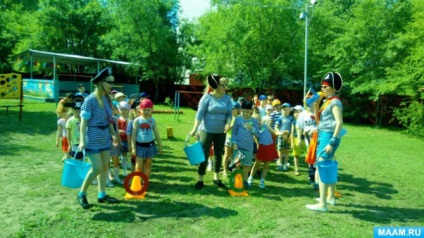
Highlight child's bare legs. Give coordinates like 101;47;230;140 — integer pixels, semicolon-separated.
135;157;144;172
277;150;284;170
261;162;270;179
243;165;251;187
283;149;289;172
222;146;232;176
111;155;123;184
143;158;152;179
293;155;300;176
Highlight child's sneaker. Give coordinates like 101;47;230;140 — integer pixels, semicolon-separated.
277;164;283;171
114;177;124;185
92;178;98;185
106;179;114;188
259;179;265;189
244;181;251;189
247;176;253;187
282;164;288;172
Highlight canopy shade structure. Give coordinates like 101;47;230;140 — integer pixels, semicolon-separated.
13;49;131;66
12;49;132;80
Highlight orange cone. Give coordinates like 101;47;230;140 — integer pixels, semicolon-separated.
124;171;148;199
228;170;248;197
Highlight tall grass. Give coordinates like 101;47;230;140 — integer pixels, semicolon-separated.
0;101;423;238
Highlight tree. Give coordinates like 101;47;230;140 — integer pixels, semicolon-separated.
190;0;305;92
104;0;180;101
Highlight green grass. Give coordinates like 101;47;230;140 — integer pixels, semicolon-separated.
0;101;423;238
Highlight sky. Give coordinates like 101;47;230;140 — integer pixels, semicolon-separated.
179;0;211;20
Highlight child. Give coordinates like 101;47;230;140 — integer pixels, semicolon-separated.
248;114;282;188
126;109;137;173
56;111;70;161
231;100;259;188
106;103;121;187
222;101;240;176
291;105;305;176
65;96;84;160
131;99;163;179
115;101;131;182
275;102;295;172
262;104;273;125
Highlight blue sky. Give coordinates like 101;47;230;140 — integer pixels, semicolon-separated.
179;0;211;20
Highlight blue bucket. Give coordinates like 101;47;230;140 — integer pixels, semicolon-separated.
183;135;205;165
61;151;91;188
317;160;338;184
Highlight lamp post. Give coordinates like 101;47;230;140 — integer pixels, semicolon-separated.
300;0;317;98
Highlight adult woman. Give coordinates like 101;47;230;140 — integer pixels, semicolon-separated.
189;74;232;190
77;67;119;209
306;72;343;212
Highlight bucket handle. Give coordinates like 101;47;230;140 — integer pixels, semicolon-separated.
72;149;88;168
185;134;200;147
317;150;337;161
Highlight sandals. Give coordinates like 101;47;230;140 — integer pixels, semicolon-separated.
213;179;227;189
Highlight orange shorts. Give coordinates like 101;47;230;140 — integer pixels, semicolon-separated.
61;137;69;153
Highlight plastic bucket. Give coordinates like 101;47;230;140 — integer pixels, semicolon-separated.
183;135;205;165
61;151;91;188
317;160;338;184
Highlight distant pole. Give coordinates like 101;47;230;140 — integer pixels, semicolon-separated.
303;3;309;99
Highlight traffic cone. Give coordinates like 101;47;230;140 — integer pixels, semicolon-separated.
228;170;248;197
124;171;148;199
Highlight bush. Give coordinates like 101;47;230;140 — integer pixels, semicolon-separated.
393;100;424;138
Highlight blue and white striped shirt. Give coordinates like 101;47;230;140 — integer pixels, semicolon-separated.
196;94;232;133
80;94;112;149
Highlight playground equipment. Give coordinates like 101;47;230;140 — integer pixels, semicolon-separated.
0;73;24;121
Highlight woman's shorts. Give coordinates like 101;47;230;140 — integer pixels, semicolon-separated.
85;147;110;154
316;131;341;160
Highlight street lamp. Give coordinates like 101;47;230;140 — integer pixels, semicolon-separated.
300;0;317;98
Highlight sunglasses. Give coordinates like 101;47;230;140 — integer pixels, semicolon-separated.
321;85;330;89
104;80;114;86
219;83;228;88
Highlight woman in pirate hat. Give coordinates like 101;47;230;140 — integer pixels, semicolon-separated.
306;72;344;212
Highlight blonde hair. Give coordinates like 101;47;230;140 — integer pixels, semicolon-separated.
94;75;114;109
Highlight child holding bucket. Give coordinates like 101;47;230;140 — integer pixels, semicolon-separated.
66;95;84;160
56;110;70;161
231;100;259;189
306;72;344;212
131;99;162;180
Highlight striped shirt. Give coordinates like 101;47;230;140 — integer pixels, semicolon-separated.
196;94;232;133
232;116;259;151
80;93;112;149
257;124;273;146
270;111;282;129
318;97;343;132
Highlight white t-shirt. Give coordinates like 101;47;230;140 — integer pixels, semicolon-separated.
296;110;316;133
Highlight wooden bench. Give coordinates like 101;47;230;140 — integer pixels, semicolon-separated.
0;104;24;113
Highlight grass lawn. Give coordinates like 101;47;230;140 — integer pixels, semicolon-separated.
0;100;423;238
